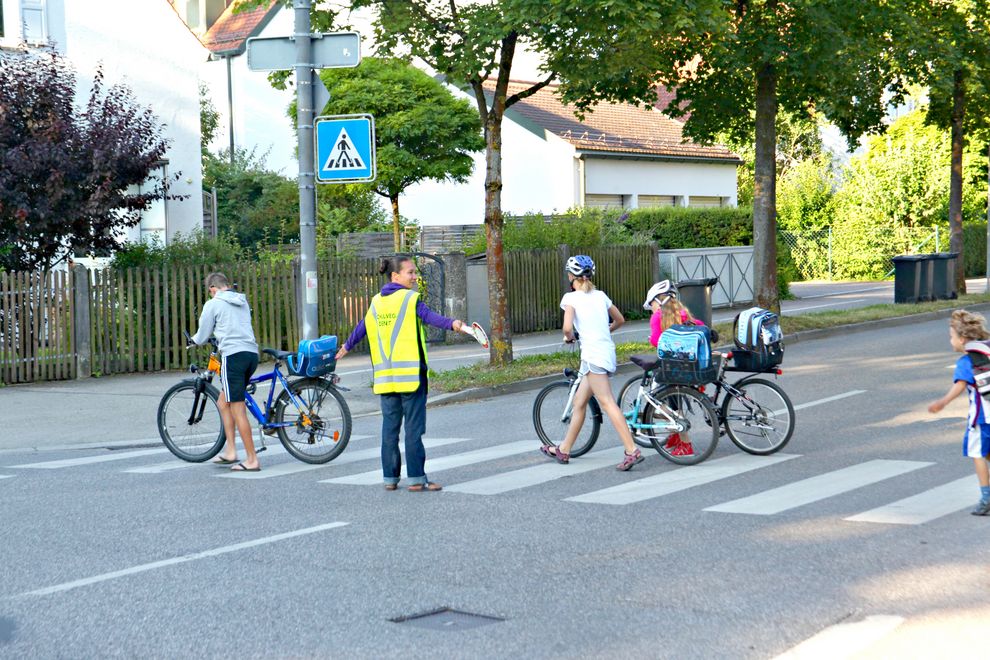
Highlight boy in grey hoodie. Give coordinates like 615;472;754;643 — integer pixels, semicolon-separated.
191;272;261;471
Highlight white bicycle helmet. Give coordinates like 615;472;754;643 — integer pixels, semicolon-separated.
643;280;675;309
565;255;595;277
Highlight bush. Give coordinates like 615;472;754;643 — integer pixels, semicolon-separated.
463;208;648;253
621;206;753;248
109;230;247;269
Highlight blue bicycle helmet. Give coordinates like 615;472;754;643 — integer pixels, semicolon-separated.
565;255;595;277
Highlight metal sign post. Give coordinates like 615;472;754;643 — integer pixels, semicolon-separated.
246;15;361;340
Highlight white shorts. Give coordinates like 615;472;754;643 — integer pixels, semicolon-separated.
580;360;613;376
963;423;990;458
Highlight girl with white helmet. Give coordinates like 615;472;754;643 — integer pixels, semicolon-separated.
540;255;645;470
642;279;704;457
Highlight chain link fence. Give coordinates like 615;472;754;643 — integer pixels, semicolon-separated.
779;225;941;280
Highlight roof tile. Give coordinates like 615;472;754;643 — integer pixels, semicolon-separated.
486;80;738;162
202;1;278;54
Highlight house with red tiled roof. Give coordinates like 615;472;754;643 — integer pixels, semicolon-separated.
1;0;207;254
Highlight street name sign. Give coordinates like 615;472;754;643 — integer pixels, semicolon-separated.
315;114;376;184
246;32;361;71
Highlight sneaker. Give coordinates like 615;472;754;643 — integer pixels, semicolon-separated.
670;441;695;457
664;433;682;450
616;449;644;471
971;498;990;516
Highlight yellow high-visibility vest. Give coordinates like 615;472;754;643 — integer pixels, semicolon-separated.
366;289;427;394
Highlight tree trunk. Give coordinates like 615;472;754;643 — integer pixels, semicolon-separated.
390;195;401;253
484;114;512;365
949;68;966;295
753;62;779;312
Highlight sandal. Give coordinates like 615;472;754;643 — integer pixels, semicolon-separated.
384;483;398;491
540;444;570;464
408;482;442;492
616;449;644;471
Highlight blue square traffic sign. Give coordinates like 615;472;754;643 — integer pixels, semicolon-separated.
315;114;376;184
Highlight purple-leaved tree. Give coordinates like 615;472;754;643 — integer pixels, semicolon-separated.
0;49;181;272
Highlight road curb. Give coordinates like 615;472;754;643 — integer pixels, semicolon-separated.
426;301;990;409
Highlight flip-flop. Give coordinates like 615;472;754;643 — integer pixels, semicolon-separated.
230;462;261;472
212;457;238;465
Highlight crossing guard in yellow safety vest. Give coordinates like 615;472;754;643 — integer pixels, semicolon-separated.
366;289;428;394
335;256;471;492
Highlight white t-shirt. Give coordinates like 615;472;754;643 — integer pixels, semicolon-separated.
560;289;616;373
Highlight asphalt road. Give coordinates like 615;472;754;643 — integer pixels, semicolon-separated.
0;313;987;658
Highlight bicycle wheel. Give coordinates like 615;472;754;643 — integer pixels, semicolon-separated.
157;379;225;462
644;385;719;466
533;380;600;458
275;378;352;464
617;374;654;449
721;377;794;455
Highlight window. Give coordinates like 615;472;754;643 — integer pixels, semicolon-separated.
139;163;169;244
585;194;624;209
638;195;676;208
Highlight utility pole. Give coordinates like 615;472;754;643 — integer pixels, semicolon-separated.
294;0;318;339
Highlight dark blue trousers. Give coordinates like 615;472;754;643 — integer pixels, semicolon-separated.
379;375;428;485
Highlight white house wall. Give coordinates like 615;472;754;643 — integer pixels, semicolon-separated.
583;158;738;207
202;8;299;176
398;115;578;226
53;0;205;242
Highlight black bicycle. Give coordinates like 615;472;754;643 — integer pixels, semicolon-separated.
618;351;794;456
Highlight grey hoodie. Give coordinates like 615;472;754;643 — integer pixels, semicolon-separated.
191;289;258;356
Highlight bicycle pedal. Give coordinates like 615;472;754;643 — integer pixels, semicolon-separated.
256;446;267;453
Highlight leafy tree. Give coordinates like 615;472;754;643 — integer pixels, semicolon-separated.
897;0;990;293
203;147;388;252
200;81;220;164
317;57;484;251
0;50;178;271
561;1;902;311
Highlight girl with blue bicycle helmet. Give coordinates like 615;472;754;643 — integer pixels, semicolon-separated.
540;255;645;471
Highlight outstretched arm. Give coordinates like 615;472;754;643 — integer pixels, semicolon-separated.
929;381;967;413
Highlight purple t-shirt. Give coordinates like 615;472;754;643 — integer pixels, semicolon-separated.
343;282;455;352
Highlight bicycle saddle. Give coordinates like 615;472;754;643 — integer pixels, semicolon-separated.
630;355;660;371
262;348;294;360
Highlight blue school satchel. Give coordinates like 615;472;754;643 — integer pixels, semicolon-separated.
656;324;716;385
732;307;784;371
287;335;338;378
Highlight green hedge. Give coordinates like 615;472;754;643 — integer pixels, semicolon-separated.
621;206;753;248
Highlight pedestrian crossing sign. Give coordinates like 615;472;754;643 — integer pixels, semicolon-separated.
315;114;376;184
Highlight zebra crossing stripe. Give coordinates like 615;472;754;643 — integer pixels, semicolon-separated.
565;453;799;506
772;615;904;659
705;460;933;515
221;437;472;480
320;440;535;486
789;389;866;413
8;447;168;469
125;445;290;474
845;476;975;525
0;474;13;480
447;450;619;495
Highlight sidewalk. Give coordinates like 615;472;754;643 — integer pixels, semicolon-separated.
1;278;985;452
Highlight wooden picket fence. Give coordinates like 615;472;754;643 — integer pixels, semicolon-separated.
0;270;75;385
505;244;657;334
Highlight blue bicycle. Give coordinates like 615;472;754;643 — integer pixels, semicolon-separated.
156;335;351;464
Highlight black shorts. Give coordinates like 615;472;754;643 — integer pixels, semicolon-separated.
220;351;259;403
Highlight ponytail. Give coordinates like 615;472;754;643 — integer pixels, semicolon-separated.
379;255;412;278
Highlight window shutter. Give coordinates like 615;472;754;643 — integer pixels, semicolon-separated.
21;0;46;44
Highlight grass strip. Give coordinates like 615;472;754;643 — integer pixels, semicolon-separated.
429;292;990;393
